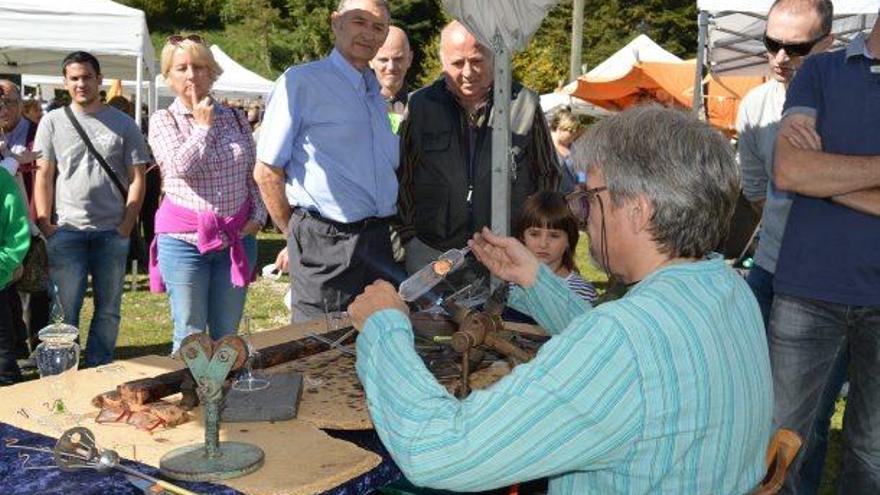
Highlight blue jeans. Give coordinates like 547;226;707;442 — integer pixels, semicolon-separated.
157;235;257;353
750;267;847;493
746;264;775;330
46;229;129;367
770;294;878;495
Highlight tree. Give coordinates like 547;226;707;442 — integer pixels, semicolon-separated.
124;0;697;93
222;0;283;73
120;0;226;31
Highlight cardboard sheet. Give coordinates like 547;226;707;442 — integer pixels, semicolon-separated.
0;355;379;495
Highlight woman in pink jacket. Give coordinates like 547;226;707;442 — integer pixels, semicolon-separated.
148;35;267;353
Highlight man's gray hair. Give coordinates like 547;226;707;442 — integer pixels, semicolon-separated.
336;0;390;16
572;105;740;259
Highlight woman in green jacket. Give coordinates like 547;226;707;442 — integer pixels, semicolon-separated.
0;165;30;385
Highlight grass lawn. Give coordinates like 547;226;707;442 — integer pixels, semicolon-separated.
67;231;842;493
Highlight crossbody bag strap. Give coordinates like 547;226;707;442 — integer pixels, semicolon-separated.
63;105;128;198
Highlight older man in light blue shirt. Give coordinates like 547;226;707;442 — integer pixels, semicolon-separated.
255;0;401;322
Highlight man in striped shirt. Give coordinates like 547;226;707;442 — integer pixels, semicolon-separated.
350;106;772;494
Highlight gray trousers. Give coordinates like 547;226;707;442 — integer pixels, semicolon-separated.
287;209;402;323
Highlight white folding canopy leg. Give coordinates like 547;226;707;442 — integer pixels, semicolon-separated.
135;54;143;128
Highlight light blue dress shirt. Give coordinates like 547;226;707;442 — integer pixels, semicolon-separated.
257;49;399;223
357;259;772;494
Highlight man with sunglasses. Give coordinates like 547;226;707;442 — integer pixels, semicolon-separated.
348;106;771;494
735;3;840;492
738;0;833;326
770;12;880;495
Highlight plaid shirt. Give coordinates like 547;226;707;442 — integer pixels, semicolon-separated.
148;99;266;244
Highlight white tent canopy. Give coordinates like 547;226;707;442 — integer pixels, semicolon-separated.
0;0;156;124
556;34;681;117
22;45;272;104
0;0;155;80
208;45;273;100
540;91;610;118
580;34;682;81
697;0;878;76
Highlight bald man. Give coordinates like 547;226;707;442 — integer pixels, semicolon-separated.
370;25;412;121
396;21;559;285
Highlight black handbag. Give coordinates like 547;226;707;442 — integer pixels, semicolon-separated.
63;106;146;263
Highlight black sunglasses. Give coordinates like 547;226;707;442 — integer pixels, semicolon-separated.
167;34;205;46
566;186;607;223
763;32;827;57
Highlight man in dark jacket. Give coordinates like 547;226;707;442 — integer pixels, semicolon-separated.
397;21;559;279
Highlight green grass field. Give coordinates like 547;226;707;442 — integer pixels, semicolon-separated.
66;231;842;493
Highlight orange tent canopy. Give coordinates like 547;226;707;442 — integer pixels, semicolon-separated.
568;59;765;134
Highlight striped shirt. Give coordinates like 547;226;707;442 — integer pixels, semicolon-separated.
356;258;772;494
565;271;597;303
148;99;266;244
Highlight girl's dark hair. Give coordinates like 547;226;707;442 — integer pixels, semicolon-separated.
515;191;580;272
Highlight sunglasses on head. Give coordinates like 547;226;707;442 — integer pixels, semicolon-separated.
565;186;607;223
763;32;827;57
167;34;205;46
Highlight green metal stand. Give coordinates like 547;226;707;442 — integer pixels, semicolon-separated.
160;335;264;481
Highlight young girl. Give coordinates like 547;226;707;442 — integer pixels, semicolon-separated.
516;191;597;303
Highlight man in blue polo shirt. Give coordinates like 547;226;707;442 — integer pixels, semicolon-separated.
254;0;400;322
772;16;880;494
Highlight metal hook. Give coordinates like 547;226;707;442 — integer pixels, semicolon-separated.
4;438;59;471
18;452;58;471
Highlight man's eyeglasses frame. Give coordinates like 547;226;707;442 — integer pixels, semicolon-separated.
565;186;607;224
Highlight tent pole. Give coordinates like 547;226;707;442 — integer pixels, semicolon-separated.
148;77;155;116
569;0;585;82
135;54;143;127
692;10;709;117
490;29;512;288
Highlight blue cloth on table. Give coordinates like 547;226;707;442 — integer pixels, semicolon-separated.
1;423;402;494
0;422;241;494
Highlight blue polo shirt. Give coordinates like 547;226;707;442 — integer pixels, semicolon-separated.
775;34;880;306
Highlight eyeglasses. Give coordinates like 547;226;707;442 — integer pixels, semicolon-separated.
565;186;607;223
166;34;205;46
763;32;827;57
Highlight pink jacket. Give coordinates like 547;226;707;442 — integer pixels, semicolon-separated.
149;199;253;293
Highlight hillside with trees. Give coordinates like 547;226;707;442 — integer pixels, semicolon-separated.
121;0;696;94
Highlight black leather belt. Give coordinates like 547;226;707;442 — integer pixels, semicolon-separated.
295;207;391;232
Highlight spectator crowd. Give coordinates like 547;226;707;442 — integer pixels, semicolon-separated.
0;0;878;493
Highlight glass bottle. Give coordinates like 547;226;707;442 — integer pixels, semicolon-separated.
35;321;80;378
